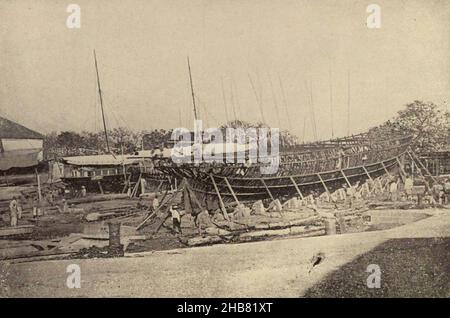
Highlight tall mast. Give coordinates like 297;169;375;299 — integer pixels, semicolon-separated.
220;77;229;123
229;80;238;120
347;69;351;136
278;75;292;132
305;80;317;141
187;57;198;121
93;49;110;153
248;73;266;124
267;72;281;128
329;66;334;138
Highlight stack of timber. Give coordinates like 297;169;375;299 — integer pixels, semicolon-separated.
84;205;142;222
185;213;325;247
0;225;35;238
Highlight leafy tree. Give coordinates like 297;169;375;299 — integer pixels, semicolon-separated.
43;131;58;160
109;127;140;153
393;100;449;152
56;131;84;153
142;129;172;149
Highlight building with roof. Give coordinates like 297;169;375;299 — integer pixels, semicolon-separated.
418;151;450;176
0;116;44;171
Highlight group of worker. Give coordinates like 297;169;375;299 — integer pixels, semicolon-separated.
6;187;66;227
388;175;450;205
8;194;46;227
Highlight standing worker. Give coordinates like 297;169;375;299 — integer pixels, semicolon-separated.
152;195;159;211
9;196;18;227
16;195;23;220
389;179;398;202
32;195;39;218
170;205;183;234
80;186;87;198
404;175;414;201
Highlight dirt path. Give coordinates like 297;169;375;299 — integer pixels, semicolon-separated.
1;209;449;297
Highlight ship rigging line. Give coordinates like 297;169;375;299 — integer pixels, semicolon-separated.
329;66;334;139
93;49;110;153
187;56;198;121
278;75;293;133
229;79;238;121
268;72;282;128
248;73;266;124
304;80;318;141
221;77;230;123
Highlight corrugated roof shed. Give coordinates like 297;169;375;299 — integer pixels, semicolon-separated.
0;116;44;140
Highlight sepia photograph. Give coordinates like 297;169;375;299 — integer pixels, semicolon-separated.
0;0;449;301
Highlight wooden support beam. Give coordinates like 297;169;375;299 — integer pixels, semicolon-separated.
155;180;164;193
340;170;352;187
406;151;432;190
395;157;406;182
408;151;438;183
184;179;204;210
210;174;229;221
260;178;274;201
167;176;173;191
97;181;104;194
121;174;132;193
381;161;392;177
362;166;373;181
35;168;42;202
289;176;304;199
317;173;331;198
224;177;240;205
131;174;142;197
137;182;180;231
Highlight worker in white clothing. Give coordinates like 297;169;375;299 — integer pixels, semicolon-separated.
152;196;159;211
389;179;398;202
80;186;87;197
17;195;23;220
9;197;18;227
404;176;414;200
170;205;183;234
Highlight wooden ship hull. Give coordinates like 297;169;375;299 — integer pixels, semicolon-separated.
156;134;413;206
61;174;128;193
61;169;172;194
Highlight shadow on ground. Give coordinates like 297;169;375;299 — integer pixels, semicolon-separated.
304;237;450;297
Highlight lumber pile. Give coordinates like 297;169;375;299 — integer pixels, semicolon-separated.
67;193;130;205
238;225;325;242
84;205;141;222
186;235;223;247
184;214;325;247
0;225;35;238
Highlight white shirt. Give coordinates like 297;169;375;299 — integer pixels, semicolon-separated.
152;198;159;209
170;208;181;222
404;178;414;189
10;199;17;211
390;182;398;193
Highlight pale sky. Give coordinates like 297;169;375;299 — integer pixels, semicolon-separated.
1;0;449;141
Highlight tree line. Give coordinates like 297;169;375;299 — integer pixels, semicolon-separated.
43;100;449;160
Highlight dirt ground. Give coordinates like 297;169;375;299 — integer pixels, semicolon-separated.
1;209;449;297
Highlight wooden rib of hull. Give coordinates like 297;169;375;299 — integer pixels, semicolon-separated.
158;154;403;203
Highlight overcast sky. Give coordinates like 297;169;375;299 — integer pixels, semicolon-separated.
1;0;449;141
